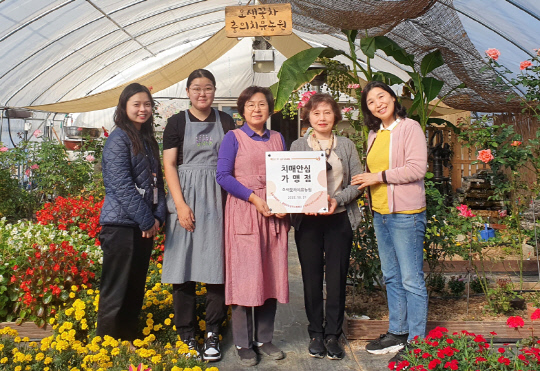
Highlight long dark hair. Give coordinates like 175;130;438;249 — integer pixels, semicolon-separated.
361;81;407;132
113;83;159;159
187;69;216;88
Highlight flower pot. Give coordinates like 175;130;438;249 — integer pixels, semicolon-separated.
64;139;83;150
65;126;100;139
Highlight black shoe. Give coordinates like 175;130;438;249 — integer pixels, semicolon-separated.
324;335;344;360
365;332;408;355
388;345;411;370
255;342;285;360
202;332;221;362
185;337;200;359
237;347;258;366
309;335;325;358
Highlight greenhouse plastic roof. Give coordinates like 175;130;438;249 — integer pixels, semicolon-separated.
0;0;538;113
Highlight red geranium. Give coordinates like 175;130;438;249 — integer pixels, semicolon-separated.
507;316;525;328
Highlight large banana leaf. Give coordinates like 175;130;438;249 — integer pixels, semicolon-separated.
272;47;345;112
420;50;444;76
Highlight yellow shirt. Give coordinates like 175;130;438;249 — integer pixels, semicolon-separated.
367;127;426;215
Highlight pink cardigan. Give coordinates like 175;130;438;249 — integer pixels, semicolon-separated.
367;118;427;213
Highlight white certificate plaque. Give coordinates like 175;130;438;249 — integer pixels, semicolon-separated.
266;151;328;214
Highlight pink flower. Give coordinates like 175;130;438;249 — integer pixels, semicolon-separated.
0;147;8;152
30;164;39;170
347;83;360;89
520;60;533;70
477;149;494;163
25;168;31;176
485;48;501;61
342;107;353;113
531;308;540;321
297;91;317;109
511;140;522;146
506;316;525;328
498;209;507;217
85;154;95;162
456;204;476;217
32;129;42;138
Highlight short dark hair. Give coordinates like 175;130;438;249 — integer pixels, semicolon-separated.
187;69;216;88
113;83;158;157
361;81;407;132
237;86;274;120
301;93;342;127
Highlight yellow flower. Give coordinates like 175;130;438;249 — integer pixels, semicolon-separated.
1;357;8;364
14;366;22;371
71;285;78;292
171;367;182;371
164;318;171;326
198;320;206;331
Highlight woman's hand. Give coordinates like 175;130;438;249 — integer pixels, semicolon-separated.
142;218;160;238
274;213;287;219
249;193;272;217
305;195;337;216
351;172;381;190
176;203;195;232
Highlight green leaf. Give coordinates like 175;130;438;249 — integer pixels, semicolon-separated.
409;95;422;116
60;291;69;301
422;77;444;102
420;50;444;76
360;36;377;59
425;172;434;179
342;29;358;44
373;36;414;66
272;47;345;112
373;71;404;86
43;292;52;304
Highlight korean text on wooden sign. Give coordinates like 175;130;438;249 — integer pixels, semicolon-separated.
225;4;292;37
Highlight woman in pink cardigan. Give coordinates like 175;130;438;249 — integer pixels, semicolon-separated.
351;81;428;369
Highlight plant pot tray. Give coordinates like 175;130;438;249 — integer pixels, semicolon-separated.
343;315;540;342
0;322;52;340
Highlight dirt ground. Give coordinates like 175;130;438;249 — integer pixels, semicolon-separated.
345;287;530;321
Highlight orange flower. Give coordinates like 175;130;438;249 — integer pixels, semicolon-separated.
520;61;532;70
477;149;494;163
485;48;501;61
511;140;522;146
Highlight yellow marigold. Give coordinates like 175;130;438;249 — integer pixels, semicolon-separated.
24;354;32;362
44;356;53;364
164;318;172;326
198;320;206;331
14;366;22;371
151;354;162;364
22;337;29;342
169;313;175;319
0;344;3;351
87;289;94;295
153;324;162;331
142;328;151;336
71;285;78;292
171;367;182;371
111;348;120;356
192;367;202;371
49;318;55;324
0;357;8;364
14;336;21;343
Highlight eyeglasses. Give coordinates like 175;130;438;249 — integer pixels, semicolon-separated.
245;102;268;111
190;87;215;95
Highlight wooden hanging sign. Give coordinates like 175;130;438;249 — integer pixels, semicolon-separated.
225;3;292;37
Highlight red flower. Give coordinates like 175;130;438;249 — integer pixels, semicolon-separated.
498;356;510;365
428;359;441;370
475;357;487;364
53;264;60;272
13;265;18;271
473;335;486;343
445;339;454;344
10;276;16;283
396;360;410;371
490;331;497;336
498;347;505;353
444;360;458;370
507;316;525;328
531;309;540;321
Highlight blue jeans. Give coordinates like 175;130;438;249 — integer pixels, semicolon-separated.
373;211;427;341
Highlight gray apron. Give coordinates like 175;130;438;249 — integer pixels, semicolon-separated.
162;109;225;284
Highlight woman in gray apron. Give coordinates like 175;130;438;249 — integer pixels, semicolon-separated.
162;69;235;362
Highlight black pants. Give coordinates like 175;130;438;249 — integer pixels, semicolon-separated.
231;298;277;348
96;225;153;341
172;281;227;340
294;211;353;338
